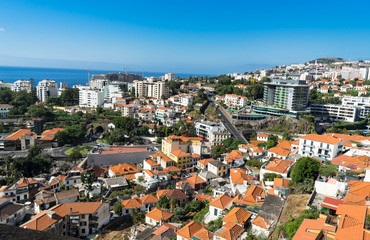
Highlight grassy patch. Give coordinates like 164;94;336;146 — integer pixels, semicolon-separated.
65;145;93;155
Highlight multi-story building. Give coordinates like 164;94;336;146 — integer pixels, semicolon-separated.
103;84;123;99
164;73;175;81
0;104;13;117
79;89;104;108
310;103;359;122
169;94;194;106
263;79;309;111
298;134;344;161
341;96;370;119
12;79;32;93
195;120;231;146
224;94;248;108
36;79;58;102
20;202;110;238
134;80;169;99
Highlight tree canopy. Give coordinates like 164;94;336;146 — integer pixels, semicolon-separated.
291;157;320;184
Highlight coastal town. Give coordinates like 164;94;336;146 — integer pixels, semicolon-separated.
0;58;370;239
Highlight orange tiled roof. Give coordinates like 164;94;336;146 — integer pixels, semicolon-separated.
265;158;293;174
141;194;159;204
17;178;29;187
252;216;271;230
186;174;206;186
198;158;215;165
300;134;342;145
192;228;214;240
242;185;265;205
226;150;243;160
145;159;159;167
122;198;142;209
209;194;233;209
164;166;181;172
109;163;140;176
268;147;291;157
222;207;252;225
20;202;103;231
41;128;64;136
145;207;173;222
257;133;269;138
170;149;190;158
275;140;294;150
218;223;245;240
230;168;250;185
176;221;202;239
335;204;367;240
4;129;32;141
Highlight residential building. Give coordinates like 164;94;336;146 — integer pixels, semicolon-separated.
208;161;228;177
298;134;344;161
260;158;294;180
176;221;203;240
108;163;140;177
145;208;173;226
122;198;143;215
103;83;123;99
36;79;58;102
140;194;158;211
206;194;233;222
79;89;104;108
223;150;245;168
0;104;13;117
20;202;110;238
168;94;194;106
12;79;32;92
267;147;291;160
263;79;310;111
257;133;268;142
195;120;231;146
161;135;203;158
134;80;169;99
224;94;248;108
157;189;189;206
0;200;25;225
222;207;252;227
164;73;175;81
292;217;336;240
310;103;359;122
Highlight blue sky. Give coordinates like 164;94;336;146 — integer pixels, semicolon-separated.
1;0;370;74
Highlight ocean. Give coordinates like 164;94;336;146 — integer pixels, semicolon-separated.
0;66;212;87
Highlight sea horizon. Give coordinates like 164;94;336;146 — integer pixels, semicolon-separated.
0;65;216;87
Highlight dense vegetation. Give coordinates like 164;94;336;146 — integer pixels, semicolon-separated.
278;209;320;239
290;157;320;194
0;88;38;115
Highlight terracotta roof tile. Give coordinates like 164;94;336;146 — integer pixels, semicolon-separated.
145;208;173;222
209;194;233;209
176;221;202;239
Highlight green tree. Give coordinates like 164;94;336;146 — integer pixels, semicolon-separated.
319;162;338;177
68;149;82;163
56;125;86;146
291;157;320;184
212;145;227;158
81;169;97;199
114;201;122;215
156;195;170;209
27;104;53;119
130;208;145;224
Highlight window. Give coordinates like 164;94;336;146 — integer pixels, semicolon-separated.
214;208;218;216
82;229;85;234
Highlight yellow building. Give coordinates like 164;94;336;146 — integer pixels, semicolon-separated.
161;135;202;156
169;149;190;169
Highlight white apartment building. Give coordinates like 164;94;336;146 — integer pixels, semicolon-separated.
36;79;58;102
12;80;32;93
79;89;104;108
224;94;248;108
134;80;169;99
195;120;231;146
298;134;343;161
169;94;194;106
342;96;370;119
103;84;123;99
310;103;359;122
164;73;175;81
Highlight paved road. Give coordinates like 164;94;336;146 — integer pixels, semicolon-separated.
208;97;248;144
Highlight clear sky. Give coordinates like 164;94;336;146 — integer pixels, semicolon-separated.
1;0;370;74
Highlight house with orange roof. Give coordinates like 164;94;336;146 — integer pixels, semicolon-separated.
251;216;272;238
229;168;250;195
157;189;189;206
38;128;64;148
145;207;174;226
197;158;215;170
260;158;294;180
298;134;344;161
206;194;233;222
152;223;178;240
267;147;291;160
224;94;248;108
236;185;265;206
177;174;206;191
20;201;110;237
108;163;140;177
292;217;336;240
140;194;159;211
169;150;190;169
222;150;245;168
151;151;175;169
257;133;269;142
314;177;347;198
191;228;214;240
176;221;203;240
222;207;252;227
216;222;246;240
143;159;160;171
122;198;143;215
3;129;37;151
335;204;368;240
267;178;290;196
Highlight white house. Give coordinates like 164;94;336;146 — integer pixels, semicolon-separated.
259;158;294;180
257;133;269;142
205;194;233;223
224;94;248;108
298;134;344;161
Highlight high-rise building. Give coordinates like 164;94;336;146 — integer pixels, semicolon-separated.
134;80;169;99
263;79;309;111
164;73;175;81
36;79;58;102
12;79;32;93
79;89;104;108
